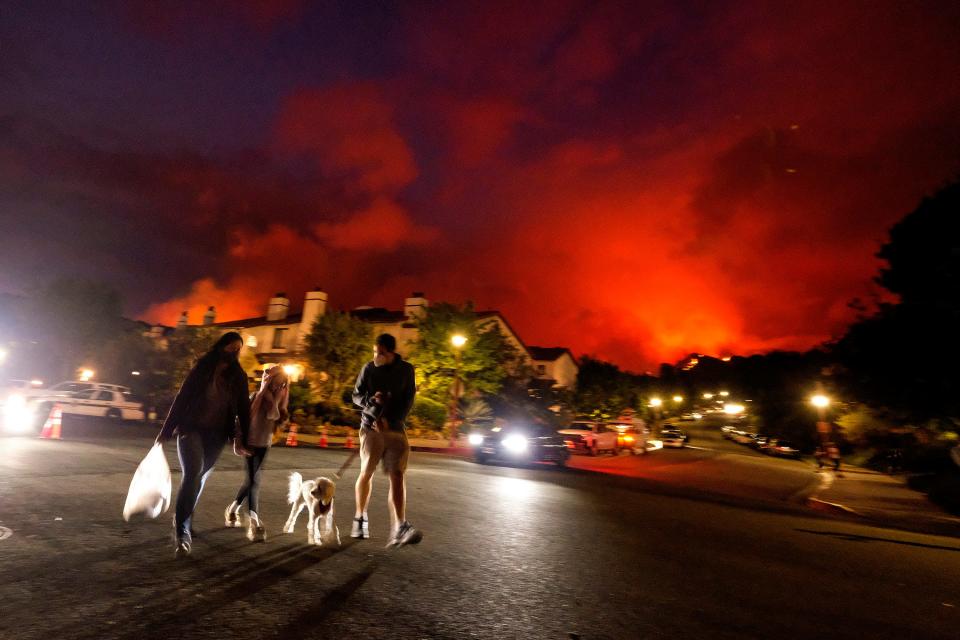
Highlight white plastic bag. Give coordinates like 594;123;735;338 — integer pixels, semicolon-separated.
123;443;172;521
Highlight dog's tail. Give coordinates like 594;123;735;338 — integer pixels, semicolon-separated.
287;471;303;504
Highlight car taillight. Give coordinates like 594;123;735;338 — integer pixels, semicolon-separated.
564;439;575;449
623;435;635;443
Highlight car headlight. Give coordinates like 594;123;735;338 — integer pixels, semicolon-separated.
3;394;35;433
502;434;528;453
468;433;484;446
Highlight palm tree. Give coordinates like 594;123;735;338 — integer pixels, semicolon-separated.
461;398;494;431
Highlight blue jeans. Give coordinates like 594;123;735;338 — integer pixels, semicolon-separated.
233;446;268;513
174;430;226;539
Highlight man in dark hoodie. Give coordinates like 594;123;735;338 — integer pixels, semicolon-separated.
351;333;421;547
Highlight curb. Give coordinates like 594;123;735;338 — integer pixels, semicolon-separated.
807;497;860;516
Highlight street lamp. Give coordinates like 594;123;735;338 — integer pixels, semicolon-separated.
79;369;95;382
723;403;745;416
448;334;468;445
649;397;662;408
672;395;684;403
702;393;714;399
719;390;730;397
810;394;831;449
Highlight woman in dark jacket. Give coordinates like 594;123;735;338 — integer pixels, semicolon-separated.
156;331;252;556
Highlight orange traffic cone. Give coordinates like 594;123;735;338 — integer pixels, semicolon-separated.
344;429;355;449
284;422;299;447
319;425;328;448
39;404;63;440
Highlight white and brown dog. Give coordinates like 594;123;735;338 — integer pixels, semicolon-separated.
283;472;340;546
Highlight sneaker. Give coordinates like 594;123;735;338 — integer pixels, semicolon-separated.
388;521;422;548
350;516;369;539
173;528;192;557
224;501;241;528
247;512;266;543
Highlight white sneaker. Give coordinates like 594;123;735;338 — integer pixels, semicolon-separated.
247;512;266;542
224;501;242;528
387;521;422;548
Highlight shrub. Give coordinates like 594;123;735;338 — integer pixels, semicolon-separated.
410;396;447;430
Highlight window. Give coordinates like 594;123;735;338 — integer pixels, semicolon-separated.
72;390;95;399
95;391;113;401
536;364;546;376
272;328;288;349
52;382;91;394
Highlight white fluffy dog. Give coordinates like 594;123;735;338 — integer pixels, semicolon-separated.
283;472;340;546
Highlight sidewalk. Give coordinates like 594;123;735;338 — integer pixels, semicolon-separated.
808;466;960;538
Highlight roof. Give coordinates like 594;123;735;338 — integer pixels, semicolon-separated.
212;313;303;328
528;346;574;362
348;307;407;323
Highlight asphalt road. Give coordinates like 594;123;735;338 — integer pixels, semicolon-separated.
1;424;959;640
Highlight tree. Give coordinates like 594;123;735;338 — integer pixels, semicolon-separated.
573;356;655;420
834;178;960;428
461;398;494;431
408;302;528;403
27;279;126;381
144;326;218;411
303;311;371;404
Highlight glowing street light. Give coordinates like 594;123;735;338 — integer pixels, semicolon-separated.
672;395;684;403
723;403;745;415
702;393;714;399
649;397;663;408
810;394;831;445
719;390;730;397
282;363;305;381
79;369;95;382
451;334;467;348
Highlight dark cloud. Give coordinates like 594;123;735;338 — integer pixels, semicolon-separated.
3;1;960;369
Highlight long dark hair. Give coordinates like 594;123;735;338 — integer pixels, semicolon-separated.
192;331;244;384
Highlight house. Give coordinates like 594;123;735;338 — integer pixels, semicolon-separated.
527;346;579;389
168;289;578;388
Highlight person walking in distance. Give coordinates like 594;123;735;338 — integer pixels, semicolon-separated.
351;333;421;547
156;331;252;557
225;365;289;542
827;443;842;474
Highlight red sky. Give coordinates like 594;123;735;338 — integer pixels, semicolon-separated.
2;1;959;370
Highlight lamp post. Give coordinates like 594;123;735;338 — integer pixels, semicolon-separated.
649;397;663;434
810;394;830;445
448;334;467;446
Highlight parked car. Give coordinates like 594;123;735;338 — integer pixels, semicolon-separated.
660;428;688;448
732;430;756;445
721;425;737;439
750;435;771;450
558;421;621;455
30;387;145;423
469;426;571;467
766;439;801;459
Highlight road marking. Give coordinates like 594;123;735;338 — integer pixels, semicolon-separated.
0;526;12;541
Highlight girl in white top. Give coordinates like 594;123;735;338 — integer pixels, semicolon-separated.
224;366;289;541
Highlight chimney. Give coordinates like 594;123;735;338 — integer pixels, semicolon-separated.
176;311;188;328
404;292;429;320
267;292;290;321
298;288;328;345
202;306;216;325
